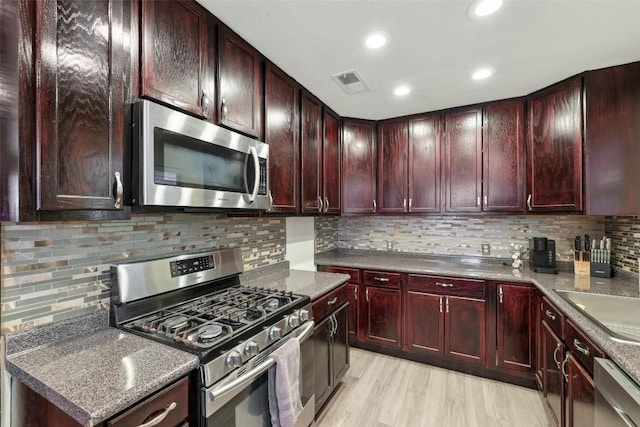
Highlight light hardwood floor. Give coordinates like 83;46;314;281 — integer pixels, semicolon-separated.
316;348;551;427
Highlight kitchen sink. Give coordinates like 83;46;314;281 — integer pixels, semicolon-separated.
555;290;640;345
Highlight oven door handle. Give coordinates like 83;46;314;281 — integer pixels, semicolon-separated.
294;320;315;343
210;357;275;403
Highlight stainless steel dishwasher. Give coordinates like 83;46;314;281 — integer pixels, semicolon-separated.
594;358;640;426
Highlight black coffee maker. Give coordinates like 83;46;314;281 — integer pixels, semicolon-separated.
529;237;557;274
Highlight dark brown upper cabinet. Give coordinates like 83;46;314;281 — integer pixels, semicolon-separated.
140;0;214;120
377;114;441;214
342;120;377;214
33;0;129;217
526;77;583;212
300;91;323;213
483;99;525;212
322;109;341;214
264;62;299;213
218;25;263;139
584;61;640;215
444;108;482;212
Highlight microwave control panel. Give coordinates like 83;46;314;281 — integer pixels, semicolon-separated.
170;255;215;277
259;158;268;195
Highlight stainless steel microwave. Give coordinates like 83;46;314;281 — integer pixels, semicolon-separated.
127;100;270;210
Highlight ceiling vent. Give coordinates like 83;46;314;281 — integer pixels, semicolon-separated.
331;69;370;94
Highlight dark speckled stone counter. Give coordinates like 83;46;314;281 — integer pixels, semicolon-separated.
241;262;350;300
5;311;199;426
316;249;640;386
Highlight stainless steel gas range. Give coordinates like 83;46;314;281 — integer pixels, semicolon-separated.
111;248;315;427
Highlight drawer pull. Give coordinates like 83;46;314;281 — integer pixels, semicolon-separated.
373;277;390;282
137;401;177;427
327;296;338;306
573;339;590;356
436;282;454;288
545;310;556;321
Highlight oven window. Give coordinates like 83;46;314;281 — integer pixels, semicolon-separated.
207;372;271;427
154;127;252;192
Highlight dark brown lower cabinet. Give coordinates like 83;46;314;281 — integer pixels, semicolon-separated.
541;320;565;426
446;296;486;366
364;285;402;349
566;353;595;427
346;283;359;342
405;291;444;355
496;283;535;375
313;302;349;412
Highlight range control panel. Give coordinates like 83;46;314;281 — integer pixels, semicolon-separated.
170;255;215;277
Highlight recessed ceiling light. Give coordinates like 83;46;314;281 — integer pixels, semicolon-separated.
468;0;503;18
394;86;410;96
364;32;389;49
472;68;494;80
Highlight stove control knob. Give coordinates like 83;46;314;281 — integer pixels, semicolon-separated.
244;341;259;357
225;350;243;369
297;309;311;322
268;326;282;341
288;314;300;328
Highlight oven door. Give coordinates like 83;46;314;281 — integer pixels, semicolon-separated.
594;358;640;427
203;320;315;427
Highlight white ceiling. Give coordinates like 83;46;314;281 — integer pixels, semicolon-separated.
199;0;640;120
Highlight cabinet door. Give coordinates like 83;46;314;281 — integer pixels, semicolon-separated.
264;63;299;213
483;99;524;212
405;292;444;356
408;114;441;213
140;0;213;119
566;353;595;427
218;26;263;138
445;296;485;366
444;109;482;212
346;284;359;342
541;321;565;426
342;120;377;214
365;286;402;348
585;61;640;215
301;92;323;213
323;109;341;214
377;120;408;213
527;77;582;212
313;315;334;410
36;0;125;213
496;283;535;373
332;304;350;386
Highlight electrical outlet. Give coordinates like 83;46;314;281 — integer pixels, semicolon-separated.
481;243;491;255
386;240;394;251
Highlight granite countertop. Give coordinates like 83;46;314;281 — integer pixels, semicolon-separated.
5;311;199;426
241;262;350;300
315;249;640;385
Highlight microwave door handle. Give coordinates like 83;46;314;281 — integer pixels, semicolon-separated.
246;146;260;203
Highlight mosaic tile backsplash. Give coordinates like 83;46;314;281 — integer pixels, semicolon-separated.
335;215;606;263
314;217;339;254
1;214;285;334
605;216;640;274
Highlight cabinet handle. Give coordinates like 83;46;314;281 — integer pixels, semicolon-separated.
113;172;123;209
324;197;329;213
403;198;407;212
327;296;338;306
553;342;563;369
373;199;377;212
353;287;357;300
527;194;532;211
573;339;590;356
267;191;273;211
408;198;412;212
317;196;323;213
477;196;480;207
365;288;369;302
373;277;390;282
545;310;556;321
202;90;210;118
221;97;228;120
137;401;177;427
484;195;488;206
436;282;454;288
561;353;569;382
499;285;503;303
445;296;449;313
332;314;339;336
439;295;443;313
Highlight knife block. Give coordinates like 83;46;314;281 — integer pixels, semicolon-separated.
590;262;613;278
573;252;590;276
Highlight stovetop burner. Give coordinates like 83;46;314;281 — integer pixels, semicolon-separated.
197;324;223;340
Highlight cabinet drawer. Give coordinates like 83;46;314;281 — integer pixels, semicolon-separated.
362;270;403;289
313;284;348;323
323;266;361;284
541;296;564;338
565;318;605;376
107;376;189;427
408;274;485;299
